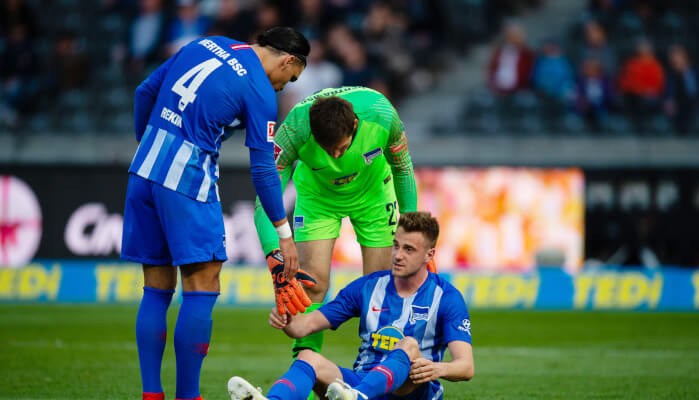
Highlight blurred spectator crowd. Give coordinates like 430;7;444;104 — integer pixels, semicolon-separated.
462;0;699;136
1;0;537;134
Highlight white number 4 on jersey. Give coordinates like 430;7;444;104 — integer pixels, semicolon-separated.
171;58;223;112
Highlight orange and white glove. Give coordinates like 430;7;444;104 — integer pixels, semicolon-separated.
267;249;316;315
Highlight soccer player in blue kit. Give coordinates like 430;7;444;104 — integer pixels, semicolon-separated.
228;212;474;400
120;27;312;400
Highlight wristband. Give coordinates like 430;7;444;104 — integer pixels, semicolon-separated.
275;221;292;239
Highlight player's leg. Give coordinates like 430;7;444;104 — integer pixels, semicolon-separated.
228;350;344;400
121;174;176;400
359;245;392;275
150;182;228;400
351;195;398;274
137;265;177;400
269;349;344;399
174;261;222;400
328;337;421;400
296;239;336;302
291;198;343;359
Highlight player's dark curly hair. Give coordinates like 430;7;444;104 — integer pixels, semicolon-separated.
398;212;440;248
309;96;356;149
256;26;310;66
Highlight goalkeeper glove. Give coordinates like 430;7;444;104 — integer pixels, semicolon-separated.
267;249;316;315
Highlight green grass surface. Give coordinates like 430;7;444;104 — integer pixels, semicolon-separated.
1;305;698;399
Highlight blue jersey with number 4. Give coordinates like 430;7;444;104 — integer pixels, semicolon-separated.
129;37;277;202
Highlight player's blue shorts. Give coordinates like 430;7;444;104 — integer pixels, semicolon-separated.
339;367;443;400
121;173;227;266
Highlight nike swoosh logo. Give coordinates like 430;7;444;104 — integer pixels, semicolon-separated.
372;306;388;312
311;166;327;171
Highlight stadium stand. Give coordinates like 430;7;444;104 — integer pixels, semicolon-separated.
0;0;535;134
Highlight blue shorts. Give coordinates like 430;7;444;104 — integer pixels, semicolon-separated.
121;174;227;266
339;367;444;400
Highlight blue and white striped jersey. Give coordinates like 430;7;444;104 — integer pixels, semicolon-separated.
129;36;277;202
319;270;471;374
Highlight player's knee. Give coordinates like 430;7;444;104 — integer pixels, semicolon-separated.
296;349;323;371
306;278;329;298
395;337;420;359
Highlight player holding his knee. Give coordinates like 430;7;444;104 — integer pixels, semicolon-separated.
255;87;424;362
232;212;474;400
121;27;311;400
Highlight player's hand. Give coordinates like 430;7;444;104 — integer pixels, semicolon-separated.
409;358;445;384
279;236;299;278
267;249;316;315
269;306;288;329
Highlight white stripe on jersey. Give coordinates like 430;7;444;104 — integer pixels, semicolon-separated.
431;383;444;400
214;163;220;201
137;128;167;178
197;155;212;201
420;286;444;359
163;140;194;190
391;290;418;331
357;275;391;370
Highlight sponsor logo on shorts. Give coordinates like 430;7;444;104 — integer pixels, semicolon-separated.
267;121;276;142
294;215;304;229
409;305;430;324
458;318;471;335
371;326;404;353
362;148;383;164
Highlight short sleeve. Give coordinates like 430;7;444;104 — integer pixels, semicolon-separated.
439;286;472;344
318;277;365;329
244;83;277;151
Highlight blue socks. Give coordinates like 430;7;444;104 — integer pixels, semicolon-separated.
267;360;317;400
174;291;219;400
136;286;174;395
354;349;411;398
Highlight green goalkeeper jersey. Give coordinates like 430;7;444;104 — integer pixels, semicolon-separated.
254;86;417;253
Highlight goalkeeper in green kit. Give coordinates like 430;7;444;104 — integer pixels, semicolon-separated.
255;86;418;358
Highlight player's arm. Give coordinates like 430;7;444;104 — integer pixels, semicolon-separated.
269;308;332;338
411;287;474;383
382;104;417;212
133;48;181;142
253;119;299;255
244;92;298;277
409;341;474;383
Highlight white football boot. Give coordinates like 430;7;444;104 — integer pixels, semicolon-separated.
228;376;268;400
325;379;368;400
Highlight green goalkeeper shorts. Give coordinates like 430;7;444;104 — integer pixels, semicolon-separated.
292;179;398;248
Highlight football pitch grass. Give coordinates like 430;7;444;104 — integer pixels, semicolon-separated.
2;305;698;399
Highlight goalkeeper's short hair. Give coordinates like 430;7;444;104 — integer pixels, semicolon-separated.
398;212;439;248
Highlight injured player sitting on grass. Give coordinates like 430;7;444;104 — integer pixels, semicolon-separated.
228;212;474;400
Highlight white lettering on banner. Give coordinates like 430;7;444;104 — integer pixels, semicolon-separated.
64;203;123;256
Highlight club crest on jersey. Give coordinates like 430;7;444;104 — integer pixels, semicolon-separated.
409;305;429;324
370;326;405;353
362;148;383;164
267;121;276;142
459;318;471;334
